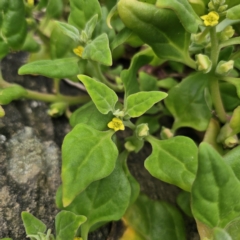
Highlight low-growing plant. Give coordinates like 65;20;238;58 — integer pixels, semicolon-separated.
1;0;240;239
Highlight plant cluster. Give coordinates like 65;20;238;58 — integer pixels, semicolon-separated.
1;0;240;239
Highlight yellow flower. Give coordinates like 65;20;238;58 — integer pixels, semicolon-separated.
73;237;82;240
108;118;125;131
27;0;34;6
201;11;219;27
73;46;84;57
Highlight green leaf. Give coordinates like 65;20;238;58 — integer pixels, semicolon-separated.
165;72;212;131
46;0;63;19
157;77;178;90
21;212;46;236
191;143;240;228
156;0;201;33
85;14;98;39
0;238;12;240
78;75;118;114
123;194;186;240
117;0;195;66
177;191;193;217
82;33;112;66
50;24;77;59
227;5;240;20
61;124;118;207
145;136;198;192
55;22;80;42
213;228;232;240
68;0;101;31
18;58;80;79
70;101;113;130
225;218;240;240
0;0;27;50
139;72;158;91
120;151;140;205
224;145;240;181
0;85;27;105
125;91;167;118
221;78;240;99
220;83;240;112
57;159;131;235
121;49;153;98
55;211;86;240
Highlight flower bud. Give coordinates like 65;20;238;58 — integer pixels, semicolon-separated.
47;102;67;117
113;109;125;117
0;105;5;118
160;127;174;139
215;60;234;75
224;135;238;148
80;31;88;44
208;1;215;10
218;4;228;12
136;123;149;139
124;141;136;152
219;26;234;41
195;54;212;73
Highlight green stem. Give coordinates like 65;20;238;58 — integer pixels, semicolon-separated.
0;75;90;106
53;78;60;95
91;61;123;92
81;224;89;240
208;27;227;123
210;26;220;69
209;75;227;123
197;27;210;43
219;36;240;49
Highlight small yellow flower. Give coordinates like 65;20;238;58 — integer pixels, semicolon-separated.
74;237;82;240
73;46;84;57
108;118;125;131
201;11;219;27
27;0;34;6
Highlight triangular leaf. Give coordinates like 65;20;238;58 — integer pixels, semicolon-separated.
55;211;86;240
145;136;198;192
61;124;118;207
82;33;112;66
192;143;240;228
78;75;118;114
126;91;167;118
21;212;46;236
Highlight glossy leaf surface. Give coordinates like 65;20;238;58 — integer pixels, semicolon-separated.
156;0;201;33
126;91;167;118
82;33;112;66
21;212;46;235
0;0;27;49
117;0;194;65
57;159;131;235
61;124;118;207
68;0;101;30
55;211;86;240
165;72;212;131
145;136;198;192
70;101;113;130
192;143;240;228
78;75;118;114
123;194;186;240
18;58;80;79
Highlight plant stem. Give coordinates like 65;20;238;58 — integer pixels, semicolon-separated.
53;78;60;95
0;74;90;106
197;27;210;43
209;75;227;123
81;224;89;240
230;49;240;60
219;36;240;49
91;61;123;92
210;26;219;69
208;27;227;123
